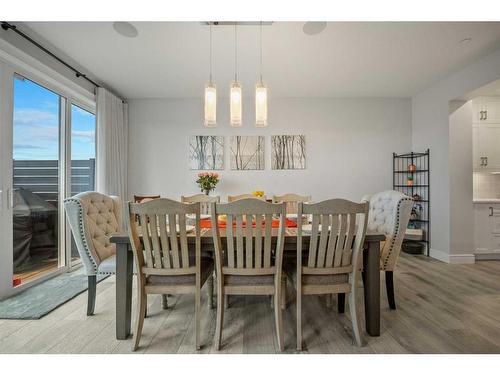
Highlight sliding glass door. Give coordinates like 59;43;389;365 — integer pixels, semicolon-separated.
69;104;96;266
12;75;62;287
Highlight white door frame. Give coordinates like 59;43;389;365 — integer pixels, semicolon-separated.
0;47;96;299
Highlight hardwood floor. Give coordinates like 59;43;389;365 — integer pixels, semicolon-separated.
1;253;499;354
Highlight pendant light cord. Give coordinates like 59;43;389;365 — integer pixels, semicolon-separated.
234;24;238;82
260;21;263;84
209;23;213;83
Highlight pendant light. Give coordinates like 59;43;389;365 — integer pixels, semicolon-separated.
255;22;268;127
204;23;216;127
230;24;242;127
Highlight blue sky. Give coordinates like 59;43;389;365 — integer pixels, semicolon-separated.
13;77;96;160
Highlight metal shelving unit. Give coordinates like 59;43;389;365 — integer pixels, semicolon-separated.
393;149;430;256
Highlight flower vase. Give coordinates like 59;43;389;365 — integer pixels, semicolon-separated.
204;189;210;196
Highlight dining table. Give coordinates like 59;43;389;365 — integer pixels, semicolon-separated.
110;227;385;340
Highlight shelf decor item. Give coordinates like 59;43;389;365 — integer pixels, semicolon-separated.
393;149;430;256
252;190;265;198
196;172;220;195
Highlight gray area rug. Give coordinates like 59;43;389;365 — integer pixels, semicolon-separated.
0;269;109;319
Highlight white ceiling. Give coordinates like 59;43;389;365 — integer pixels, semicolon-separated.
21;22;500;99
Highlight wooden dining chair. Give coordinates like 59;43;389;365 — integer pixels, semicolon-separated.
181;193;220;214
210;198;287;351
127;198;214;351
286;199;369;349
228;194;265;202
272;193;311;214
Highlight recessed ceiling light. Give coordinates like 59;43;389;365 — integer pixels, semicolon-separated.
303;22;327;36
113;22;138;38
460;37;472;45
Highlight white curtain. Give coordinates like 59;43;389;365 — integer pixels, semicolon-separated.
96;87;128;203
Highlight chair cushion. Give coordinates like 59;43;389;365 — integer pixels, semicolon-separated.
284;258;349;286
97;254;116;274
146;257;214;286
224;274;275;286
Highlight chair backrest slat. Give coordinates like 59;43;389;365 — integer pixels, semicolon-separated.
316;214;330;267
254;214;263;268
139;214;154;268
263;213;273;268
181;194;220;215
157;214;171;268
211;199;286;275
127;198;201;274
307;214;320;268
178;213;190;268
148;213;163;268
226;214;235;268
235;214;244;268
299;199;368;274
168;213;180;268
333;214;347;268
245;215;253;268
324;214;339;268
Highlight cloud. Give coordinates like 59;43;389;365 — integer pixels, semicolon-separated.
13;144;43;149
72;130;95;140
13;109;58;126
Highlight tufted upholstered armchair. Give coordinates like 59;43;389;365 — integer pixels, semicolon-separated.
364;190;413;309
64;191;122;315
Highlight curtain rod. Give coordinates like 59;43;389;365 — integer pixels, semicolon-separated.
1;21;101;88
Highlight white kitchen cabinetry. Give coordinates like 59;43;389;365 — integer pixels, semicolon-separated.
472;97;500;171
473;96;500;124
474;203;500;258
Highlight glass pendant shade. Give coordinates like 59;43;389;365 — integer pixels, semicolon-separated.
230;81;242;127
255;83;268;127
204;82;217;127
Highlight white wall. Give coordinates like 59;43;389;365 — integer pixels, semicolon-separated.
412;48;500;263
449;100;474;263
128;98;411;202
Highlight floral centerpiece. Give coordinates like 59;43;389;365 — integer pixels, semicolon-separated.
196;172;219;195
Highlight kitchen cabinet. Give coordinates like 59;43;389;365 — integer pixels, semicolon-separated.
473;96;500;124
474;203;500;257
472;124;500;171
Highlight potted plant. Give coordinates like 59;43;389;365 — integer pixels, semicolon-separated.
407;175;414;186
196;172;220;195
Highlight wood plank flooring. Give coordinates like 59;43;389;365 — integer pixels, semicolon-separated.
1;253;499;354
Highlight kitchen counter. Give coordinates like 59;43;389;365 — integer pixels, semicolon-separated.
473;199;500;204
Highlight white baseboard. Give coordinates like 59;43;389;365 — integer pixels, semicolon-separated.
474;250;500;261
429;248;450;263
429;249;476;264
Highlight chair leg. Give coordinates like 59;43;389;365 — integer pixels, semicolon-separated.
349;287;363;347
144;296;148;318
274;289;284;351
281;279;286;310
87;275;96;316
224;294;229;310
385;271;397;310
132;287;146;351
161;294;168;310
195;286;201;350
270;295;274;309
338;293;345;313
215;287;224;350
207;275;214;309
296;290;302;351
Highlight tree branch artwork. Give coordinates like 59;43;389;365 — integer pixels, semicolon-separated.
271;135;306;170
230;136;265;170
189;135;224;170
